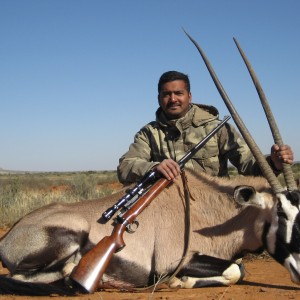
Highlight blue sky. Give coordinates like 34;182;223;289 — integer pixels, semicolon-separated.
0;0;299;172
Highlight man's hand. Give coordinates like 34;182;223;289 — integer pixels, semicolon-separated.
153;159;181;181
270;144;294;171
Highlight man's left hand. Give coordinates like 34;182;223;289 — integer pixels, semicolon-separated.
270;144;294;171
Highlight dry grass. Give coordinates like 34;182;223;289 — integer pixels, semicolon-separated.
1;164;299;228
229;162;300;186
0;171;122;227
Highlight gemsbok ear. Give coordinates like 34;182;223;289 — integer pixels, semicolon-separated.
234;186;265;208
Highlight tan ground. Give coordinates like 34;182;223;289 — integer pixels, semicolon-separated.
1;228;300;300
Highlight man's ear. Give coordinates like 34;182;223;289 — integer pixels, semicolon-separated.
189;92;192;103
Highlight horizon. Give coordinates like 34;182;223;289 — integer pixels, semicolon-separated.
1;161;300;174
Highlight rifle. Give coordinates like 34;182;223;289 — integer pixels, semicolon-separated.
70;115;230;293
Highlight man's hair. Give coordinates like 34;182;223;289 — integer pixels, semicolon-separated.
158;71;190;93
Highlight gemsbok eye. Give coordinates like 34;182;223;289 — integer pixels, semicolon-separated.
286;191;300;208
277;211;288;219
277;202;288;219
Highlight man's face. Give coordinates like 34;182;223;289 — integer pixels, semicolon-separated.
158;80;192;119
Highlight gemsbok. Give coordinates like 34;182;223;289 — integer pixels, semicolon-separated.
0;33;299;296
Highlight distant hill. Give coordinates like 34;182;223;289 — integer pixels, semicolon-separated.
0;168;28;174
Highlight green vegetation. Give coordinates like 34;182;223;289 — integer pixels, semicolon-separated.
0;171;119;227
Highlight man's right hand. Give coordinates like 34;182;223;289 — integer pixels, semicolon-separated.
153;159;181;181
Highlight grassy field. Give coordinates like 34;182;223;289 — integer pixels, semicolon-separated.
0;164;299;228
0;170;122;227
229;162;300;185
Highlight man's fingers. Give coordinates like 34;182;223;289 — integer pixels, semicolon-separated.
157;159;181;180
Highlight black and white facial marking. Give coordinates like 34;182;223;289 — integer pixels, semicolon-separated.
265;190;300;283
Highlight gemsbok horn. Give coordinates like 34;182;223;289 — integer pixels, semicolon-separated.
183;29;296;195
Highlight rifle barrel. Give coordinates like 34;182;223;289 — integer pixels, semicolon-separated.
178;115;230;168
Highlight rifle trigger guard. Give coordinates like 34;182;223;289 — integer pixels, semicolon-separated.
126;220;139;234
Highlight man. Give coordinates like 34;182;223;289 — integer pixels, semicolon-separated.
117;71;293;184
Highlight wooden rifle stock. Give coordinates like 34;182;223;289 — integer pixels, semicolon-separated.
70;177;170;293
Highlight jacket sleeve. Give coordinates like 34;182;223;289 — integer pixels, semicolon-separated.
218;123;277;176
117;127;159;184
